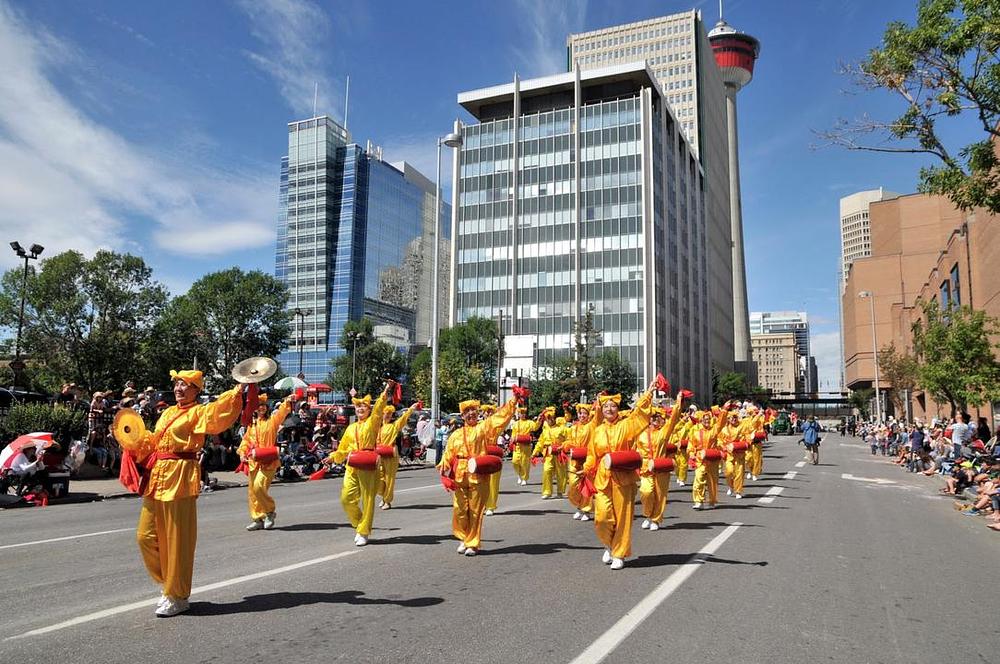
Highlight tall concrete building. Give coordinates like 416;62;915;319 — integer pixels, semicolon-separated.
750;310;814;394
840;188;899;288
751;332;799;395
450;63;712;397
567;9;736;377
275;115;449;388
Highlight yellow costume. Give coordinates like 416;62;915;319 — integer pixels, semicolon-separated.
672;417;694;485
510;411;539;485
237;397;293;528
439;399;517;554
567;403;600;520
718;415;749;497
689;409;728;508
478;404;504;514
326;390;388;543
133;370;243;609
638;403;683;528
376;403;418;509
532;409;568;498
747;411;765;479
584;390;654;566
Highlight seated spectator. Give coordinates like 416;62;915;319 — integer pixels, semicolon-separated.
0;441;49;494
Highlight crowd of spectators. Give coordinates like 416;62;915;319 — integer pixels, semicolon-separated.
855;413;1000;532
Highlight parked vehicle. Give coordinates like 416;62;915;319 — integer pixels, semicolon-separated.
770;411;793;435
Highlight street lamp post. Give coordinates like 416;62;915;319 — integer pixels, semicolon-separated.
8;241;43;390
858;291;882;424
431;131;463;424
293;307;311;379
346;331;360;394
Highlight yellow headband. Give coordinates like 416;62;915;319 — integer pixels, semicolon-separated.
517;407;527;414
542;406;556;417
384;405;396;415
575;403;592;412
651;407;667;418
258;394;269;404
170;369;204;391
598;393;622;405
556;416;566;425
352;395;372;406
480;404;496;414
459;399;480;414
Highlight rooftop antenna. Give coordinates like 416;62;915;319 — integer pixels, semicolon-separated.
719;0;724;20
344;75;350;131
312;81;318;118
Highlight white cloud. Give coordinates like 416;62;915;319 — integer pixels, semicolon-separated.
811;330;843;393
0;2;277;269
511;0;588;77
237;0;340;119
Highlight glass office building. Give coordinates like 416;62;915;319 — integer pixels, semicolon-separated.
275;116;448;390
452;63;711;396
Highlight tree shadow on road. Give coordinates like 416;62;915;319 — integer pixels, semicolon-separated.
188;590;444;616
485;541;603;556
630;553;769;569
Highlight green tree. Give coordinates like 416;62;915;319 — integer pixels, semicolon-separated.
328;318;407;398
911;300;1000;414
439;316;500;385
0;250;168;393
823;0;1000;212
527;356;577;417
714;371;750;403
569;305;602;400
877;342;921;416
409;318;498;412
592;350;637;398
850;388;875;418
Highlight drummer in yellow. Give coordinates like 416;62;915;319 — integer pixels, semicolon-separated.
719;410;749;499
745;406;766;481
323;382;391;546
533;407;568;499
567;402;600;521
689;404;731;510
438;398;517;556
673;408;697;486
132;369;244;617
510;407;540;485
478;404;504;516
238;394;294;531
638;395;685;530
582;380;657;570
376;401;419;510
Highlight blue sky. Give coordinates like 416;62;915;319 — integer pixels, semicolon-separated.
0;0;960;391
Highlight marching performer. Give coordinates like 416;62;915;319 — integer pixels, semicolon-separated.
510;407;540;485
376;401;419;510
238;394;294;531
132;369;244;617
567;402;600;521
582;381;657;570
323;382;391;546
673;407;696;486
479;403;504;516
746;406;766;481
689;404;731;510
719;410;749;499
533;407;568;499
438;398;518;556
638;394;685;530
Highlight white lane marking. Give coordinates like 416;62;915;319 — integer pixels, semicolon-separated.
841;473;896;486
783;471;797;480
794;461;807;468
758;485;784;504
8;550;358;640
0;528;133;551
568;523;742;664
839;443;868;449
392;483;444;495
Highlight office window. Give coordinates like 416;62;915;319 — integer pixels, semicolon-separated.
940;280;951;308
950;263;961;305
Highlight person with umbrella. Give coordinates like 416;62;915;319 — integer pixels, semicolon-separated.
0;434;55;494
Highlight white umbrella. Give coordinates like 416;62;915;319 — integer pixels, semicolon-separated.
273;376;308;391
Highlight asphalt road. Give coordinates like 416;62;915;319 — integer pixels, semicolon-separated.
2;434;998;664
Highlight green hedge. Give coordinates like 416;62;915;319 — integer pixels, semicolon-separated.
0;404;88;446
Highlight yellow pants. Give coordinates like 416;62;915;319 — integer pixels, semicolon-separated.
567;460;593;513
341;467;378;536
594;474;637;559
692;460;720;505
555;458;568;495
675;447;689;483
452;480;489;548
639;471;671;522
725;453;746;494
137;496;197;600
486;469;501;510
378;455;399;505
541;457;558;496
512;444;532;482
749;444;763;476
247;466;276;520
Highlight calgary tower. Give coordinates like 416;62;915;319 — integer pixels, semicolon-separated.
708;3;760;372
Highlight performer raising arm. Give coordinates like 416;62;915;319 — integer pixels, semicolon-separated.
376;401;419;510
238;394;294;531
638;392;686;530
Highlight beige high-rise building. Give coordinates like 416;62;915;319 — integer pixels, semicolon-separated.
840;188;899;288
567;9;736;378
751;333;800;395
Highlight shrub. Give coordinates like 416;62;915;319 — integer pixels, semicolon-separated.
0;403;87;447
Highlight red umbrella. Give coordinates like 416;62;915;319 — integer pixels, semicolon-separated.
308;383;333;393
8;432;55;453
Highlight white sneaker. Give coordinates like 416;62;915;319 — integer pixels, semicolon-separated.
572;511;582;520
745;472;752;479
157;593;169;609
541;494;551;500
246;520;263;531
726;488;733;496
641;519;650;529
380;503;391;510
463;547;477;557
676;479;685;486
752;475;758;481
485;509;494;516
610;558;624;570
355;534;368;546
579;513;591;521
155;597;190;617
692;502;702;510
602;548;612;564
457;543;467;554
263;513;275;530
734;493;743;499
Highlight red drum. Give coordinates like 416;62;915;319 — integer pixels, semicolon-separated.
730;441;750;453
702;448;723;461
601;450;643;471
486;445;504;457
569;446;589;461
753;431;766;442
678;440;689;450
468;455;503;475
347;450;379;470
375;445;395;458
663;443;678;455
251;446;279;464
648;457;675;473
514;434;533;445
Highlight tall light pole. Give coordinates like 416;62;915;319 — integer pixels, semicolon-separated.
346;330;360;394
293;307;311;379
431;131;463;424
858;291;881;423
8;241;43;390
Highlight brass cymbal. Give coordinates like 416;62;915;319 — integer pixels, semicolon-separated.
231;356;278;384
113;409;147;452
